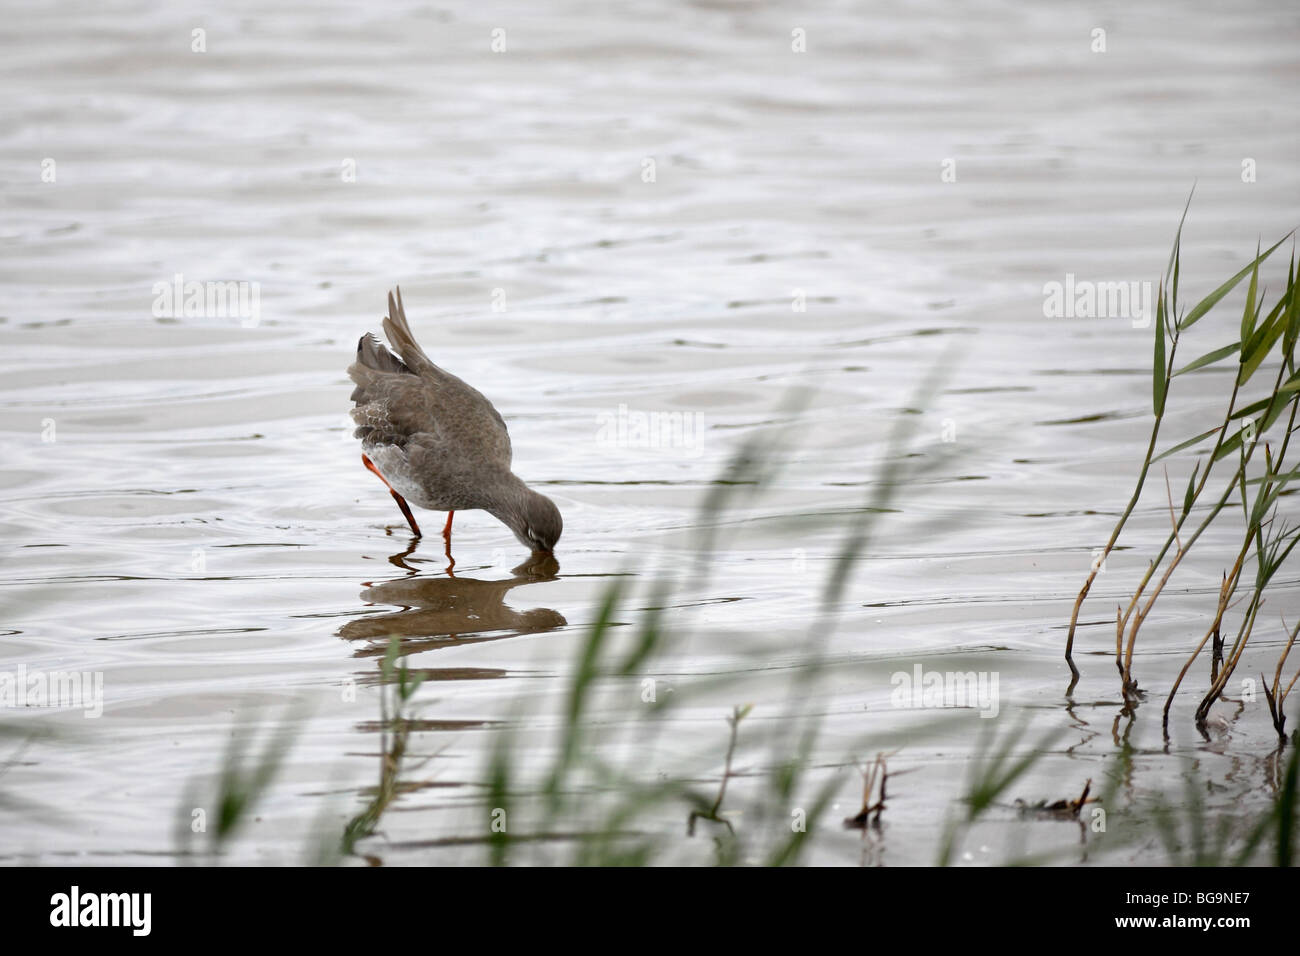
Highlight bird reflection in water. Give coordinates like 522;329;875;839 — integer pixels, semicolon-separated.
337;539;566;659
337;541;565;861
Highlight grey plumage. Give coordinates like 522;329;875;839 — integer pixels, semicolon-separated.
348;287;563;552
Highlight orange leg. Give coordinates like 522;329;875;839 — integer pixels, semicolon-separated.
362;454;421;537
442;511;455;538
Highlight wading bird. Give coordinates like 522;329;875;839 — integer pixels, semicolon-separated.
348;288;562;554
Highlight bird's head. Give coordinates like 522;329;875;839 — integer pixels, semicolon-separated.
508;489;563;553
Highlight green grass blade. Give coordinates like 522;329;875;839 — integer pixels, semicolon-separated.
1239;306;1287;386
1174;341;1240;376
1213;426;1247;463
1153;287;1167;414
1285;251;1300;358
1179;234;1290;331
1154;425;1222;462
1241;239;1261;344
1166;186;1194;312
1181;463;1199;517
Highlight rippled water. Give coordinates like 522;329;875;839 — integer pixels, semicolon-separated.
2;0;1298;864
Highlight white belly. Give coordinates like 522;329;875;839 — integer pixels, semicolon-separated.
368;445;434;509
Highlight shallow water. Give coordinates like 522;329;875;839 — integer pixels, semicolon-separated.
2;0;1298;865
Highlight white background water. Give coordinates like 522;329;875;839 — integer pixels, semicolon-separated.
1;0;1298;864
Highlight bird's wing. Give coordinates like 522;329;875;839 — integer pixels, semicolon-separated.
348;289;512;466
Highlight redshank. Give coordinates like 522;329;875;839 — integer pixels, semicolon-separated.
348;287;562;553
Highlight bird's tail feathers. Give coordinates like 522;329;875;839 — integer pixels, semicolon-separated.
354;331;408;374
381;286;433;371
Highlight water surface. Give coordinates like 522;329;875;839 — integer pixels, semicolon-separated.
2;0;1298;864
